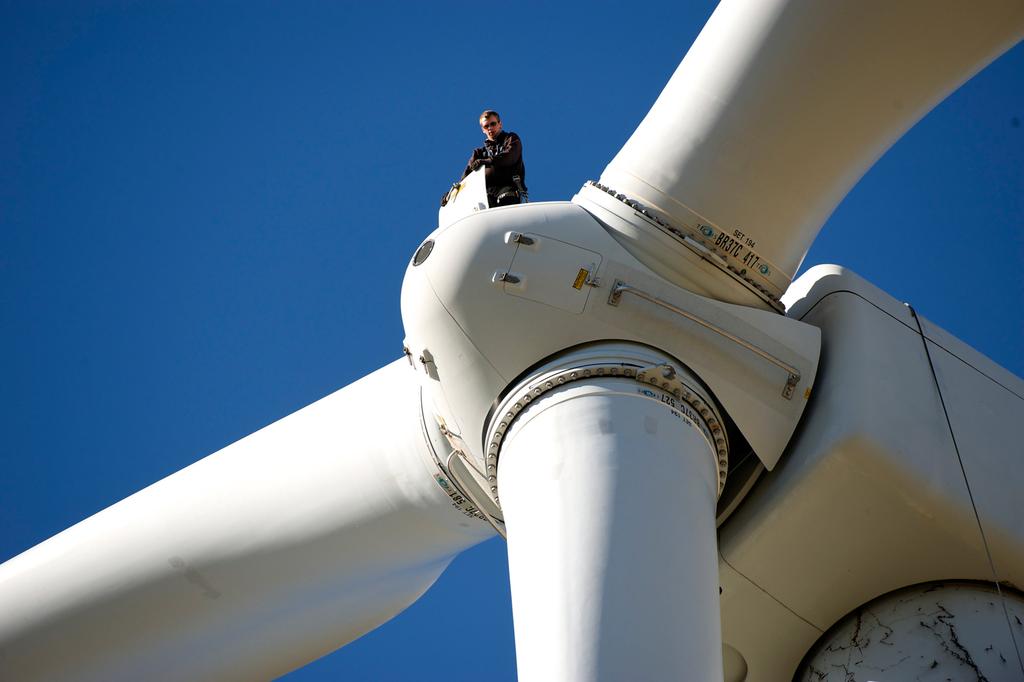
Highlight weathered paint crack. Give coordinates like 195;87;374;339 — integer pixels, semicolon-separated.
917;603;988;682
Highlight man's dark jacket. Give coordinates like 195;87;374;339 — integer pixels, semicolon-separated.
462;130;527;205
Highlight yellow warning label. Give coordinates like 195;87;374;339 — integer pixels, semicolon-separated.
573;268;589;290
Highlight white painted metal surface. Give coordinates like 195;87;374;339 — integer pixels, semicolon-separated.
598;0;1024;299
438;167;488;229
4;0;1023;679
0;360;492;681
401;202;820;475
796;582;1024;680
713;265;1024;679
497;347;722;681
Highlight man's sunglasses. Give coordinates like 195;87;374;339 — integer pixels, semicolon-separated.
482;121;500;128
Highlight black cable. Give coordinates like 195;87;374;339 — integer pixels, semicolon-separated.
905;302;1024;675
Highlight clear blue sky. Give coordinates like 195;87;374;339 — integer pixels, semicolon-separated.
2;2;1021;680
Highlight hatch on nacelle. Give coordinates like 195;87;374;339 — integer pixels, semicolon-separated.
438;168;489;228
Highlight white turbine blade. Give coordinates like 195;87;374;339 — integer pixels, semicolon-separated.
498;377;722;680
0;360;492;681
601;0;1024;288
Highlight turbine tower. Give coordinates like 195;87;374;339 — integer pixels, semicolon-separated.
2;0;1023;680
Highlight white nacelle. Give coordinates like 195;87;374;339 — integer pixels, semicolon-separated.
401;200;822;489
717;265;1024;680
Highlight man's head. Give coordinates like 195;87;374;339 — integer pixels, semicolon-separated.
480;110;502;141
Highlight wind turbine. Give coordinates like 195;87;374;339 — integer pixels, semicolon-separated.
2;1;1024;679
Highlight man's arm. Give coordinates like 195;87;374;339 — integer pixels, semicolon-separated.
461;148;487;179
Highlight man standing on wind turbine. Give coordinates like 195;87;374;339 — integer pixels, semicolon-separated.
462;109;527;207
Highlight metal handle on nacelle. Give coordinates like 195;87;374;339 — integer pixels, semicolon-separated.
607;280;800;399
